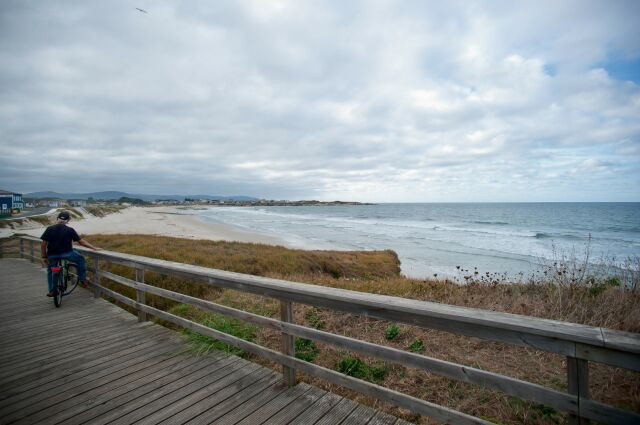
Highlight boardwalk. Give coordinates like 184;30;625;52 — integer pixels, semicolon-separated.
0;259;407;425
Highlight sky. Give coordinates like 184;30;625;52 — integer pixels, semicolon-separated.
1;1;639;202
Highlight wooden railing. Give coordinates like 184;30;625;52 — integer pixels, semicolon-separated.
3;235;639;425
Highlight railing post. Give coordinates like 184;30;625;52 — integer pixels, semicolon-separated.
92;257;100;298
19;238;24;259
567;356;590;425
280;300;296;386
30;240;35;263
135;268;147;322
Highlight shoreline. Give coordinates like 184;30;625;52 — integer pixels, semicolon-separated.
11;206;289;246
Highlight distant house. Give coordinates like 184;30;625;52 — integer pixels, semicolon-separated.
36;197;66;208
0;194;11;214
69;199;87;207
12;193;23;210
0;190;24;212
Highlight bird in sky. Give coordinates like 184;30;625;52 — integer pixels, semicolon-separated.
136;8;148;14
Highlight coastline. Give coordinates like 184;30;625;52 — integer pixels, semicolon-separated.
12;206;288;246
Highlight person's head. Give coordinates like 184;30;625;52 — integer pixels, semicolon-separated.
57;211;70;224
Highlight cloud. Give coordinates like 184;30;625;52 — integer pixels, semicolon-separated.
0;0;639;201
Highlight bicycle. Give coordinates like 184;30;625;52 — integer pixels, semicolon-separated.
50;259;80;308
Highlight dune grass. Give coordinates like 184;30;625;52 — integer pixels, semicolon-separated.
85;234;639;424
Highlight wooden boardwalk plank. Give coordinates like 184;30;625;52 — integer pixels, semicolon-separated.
1;350;191;423
213;379;291;425
131;362;265;425
341;403;378;424
314;397;361;425
0;329;174;401
182;373;283;425
235;383;314;425
0;335;179;408
31;356;216;425
63;356;241;425
264;386;328;425
0;325;170;387
159;367;274;425
368;410;400;425
0;321;153;367
0;258;409;425
287;392;344;425
0;342;185;416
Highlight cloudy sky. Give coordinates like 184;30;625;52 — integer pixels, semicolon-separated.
1;1;639;201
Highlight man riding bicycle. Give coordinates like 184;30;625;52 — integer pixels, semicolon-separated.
41;211;100;297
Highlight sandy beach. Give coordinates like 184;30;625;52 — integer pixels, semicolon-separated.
10;206;287;246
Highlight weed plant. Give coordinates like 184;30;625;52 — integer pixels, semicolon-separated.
294;338;319;362
384;324;400;340
336;356;388;382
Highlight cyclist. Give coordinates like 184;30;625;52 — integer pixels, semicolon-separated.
41;210;101;297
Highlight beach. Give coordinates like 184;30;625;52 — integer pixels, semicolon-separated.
11;206;287;246
4;202;638;280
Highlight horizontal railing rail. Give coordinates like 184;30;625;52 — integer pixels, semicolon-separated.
4;235;640;425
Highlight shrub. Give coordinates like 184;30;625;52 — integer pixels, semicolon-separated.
589;276;621;297
385;324;400;340
337;356;370;379
408;339;424;353
336;356;387;382
295;338;319;362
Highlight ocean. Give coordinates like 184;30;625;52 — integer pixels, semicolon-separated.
193;203;640;279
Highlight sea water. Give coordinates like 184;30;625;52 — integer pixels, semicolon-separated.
193;203;640;279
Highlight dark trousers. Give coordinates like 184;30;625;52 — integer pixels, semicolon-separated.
47;250;87;292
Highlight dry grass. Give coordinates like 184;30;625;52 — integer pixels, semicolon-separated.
87;234;401;280
85;234;639;424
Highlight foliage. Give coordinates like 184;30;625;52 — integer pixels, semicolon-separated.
116;196;149;205
304;308;326;329
294;338;319;362
385;324;400;340
408;339;424;353
336;356;387;382
180;311;258;358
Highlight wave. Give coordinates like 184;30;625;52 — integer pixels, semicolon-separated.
473;220;509;225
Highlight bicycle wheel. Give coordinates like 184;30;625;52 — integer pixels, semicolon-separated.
53;271;62;308
63;263;79;295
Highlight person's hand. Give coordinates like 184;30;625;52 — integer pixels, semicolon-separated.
42;258;49;267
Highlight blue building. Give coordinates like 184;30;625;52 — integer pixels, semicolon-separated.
0;190;24;213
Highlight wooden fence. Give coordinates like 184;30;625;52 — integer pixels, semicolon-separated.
3;235;639;425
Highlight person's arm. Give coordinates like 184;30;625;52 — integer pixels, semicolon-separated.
77;239;101;251
41;241;49;267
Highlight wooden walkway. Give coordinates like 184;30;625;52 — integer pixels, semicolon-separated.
0;259;407;425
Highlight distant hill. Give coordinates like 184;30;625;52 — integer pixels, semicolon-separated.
24;191;258;202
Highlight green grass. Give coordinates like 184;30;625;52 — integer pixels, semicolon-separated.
336;356;388;382
304;308;326;330
295;338;320;362
167;305;258;358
